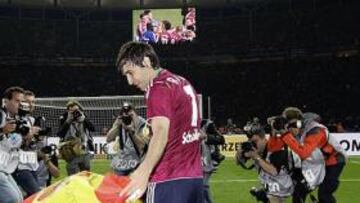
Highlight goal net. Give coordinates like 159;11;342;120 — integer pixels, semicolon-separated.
33;95;203;137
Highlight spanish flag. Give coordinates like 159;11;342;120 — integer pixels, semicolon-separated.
24;171;142;203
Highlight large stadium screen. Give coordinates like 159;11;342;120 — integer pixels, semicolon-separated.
132;8;196;45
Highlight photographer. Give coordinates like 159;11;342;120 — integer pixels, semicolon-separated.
106;102;149;176
57;100;95;175
277;107;346;203
36;141;60;188
12;90;44;197
18;91;60;189
200;119;225;203
236;118;293;203
0;86;26;203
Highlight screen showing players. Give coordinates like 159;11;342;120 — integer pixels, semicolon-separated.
132;8;196;44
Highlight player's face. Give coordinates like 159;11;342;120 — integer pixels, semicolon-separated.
122;62;151;91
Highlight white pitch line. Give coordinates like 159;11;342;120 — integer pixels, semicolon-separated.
350;160;360;164
210;179;360;183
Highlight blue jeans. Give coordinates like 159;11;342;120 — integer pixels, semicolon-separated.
0;172;23;203
12;169;41;198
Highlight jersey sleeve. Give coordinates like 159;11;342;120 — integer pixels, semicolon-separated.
147;84;173;120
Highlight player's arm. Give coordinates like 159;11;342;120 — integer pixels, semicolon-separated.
281;128;325;159
135;117;169;175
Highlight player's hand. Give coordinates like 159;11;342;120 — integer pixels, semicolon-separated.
199;129;207;140
3;120;16;134
120;168;150;202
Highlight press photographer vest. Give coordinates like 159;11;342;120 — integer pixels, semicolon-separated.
0;108;22;174
17;115;40;171
258;150;294;197
201;119;216;173
292;121;326;190
110;116;146;174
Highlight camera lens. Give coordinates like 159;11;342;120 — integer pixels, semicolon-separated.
122;115;132;125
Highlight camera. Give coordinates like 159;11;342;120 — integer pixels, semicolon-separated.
241;141;256;154
243;117;264;138
15;119;30;136
18;102;31;117
40;144;57;156
120;102;133;126
33;116;52;140
266;116;288;135
272;116;287;131
72;109;83;120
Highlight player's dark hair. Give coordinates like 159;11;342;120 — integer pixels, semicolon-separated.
143;10;151;15
162;20;172;30
116;41;160;72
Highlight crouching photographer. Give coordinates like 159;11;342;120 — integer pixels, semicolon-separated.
106;102;149;176
200;119;225;203
236;118;293;203
36;142;60;189
57;100;95;176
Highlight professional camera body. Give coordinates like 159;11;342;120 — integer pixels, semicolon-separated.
33;116;52;140
72;109;84;120
241;141;257;154
119;102;133;126
14;119;30;136
40;144;57;156
268;116;287;131
13;102;31;136
265;116;289;137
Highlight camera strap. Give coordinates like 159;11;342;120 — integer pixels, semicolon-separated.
119;128;126;150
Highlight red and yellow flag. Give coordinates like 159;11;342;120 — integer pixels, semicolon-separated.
24;171;142;203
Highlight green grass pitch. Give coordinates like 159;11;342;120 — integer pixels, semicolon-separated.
54;157;360;202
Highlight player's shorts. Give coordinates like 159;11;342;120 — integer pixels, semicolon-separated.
146;178;203;203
